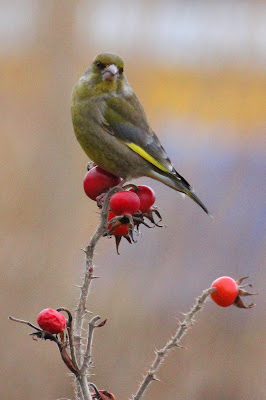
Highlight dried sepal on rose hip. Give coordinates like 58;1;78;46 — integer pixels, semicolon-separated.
90;383;115;400
93;391;115;400
83;165;121;201
107;211;134;254
37;308;67;334
211;276;257;308
106;185;163;253
129;185;162;226
133;206;163;230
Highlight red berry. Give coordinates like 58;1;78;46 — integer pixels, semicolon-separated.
83;166;121;200
108;211;129;236
109;191;140;216
211;276;239;307
130;185;155;212
37;308;66;334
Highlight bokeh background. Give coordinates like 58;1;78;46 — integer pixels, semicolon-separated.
1;1;265;399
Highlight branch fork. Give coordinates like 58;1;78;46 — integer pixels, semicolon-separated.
9;309;106;400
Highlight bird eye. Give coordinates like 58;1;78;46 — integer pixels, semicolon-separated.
119;67;124;74
96;61;105;69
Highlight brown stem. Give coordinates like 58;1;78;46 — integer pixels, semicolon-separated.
57;307;79;372
58;342;79;376
73;186;122;400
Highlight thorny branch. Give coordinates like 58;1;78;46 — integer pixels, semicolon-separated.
81;316;107;374
73;186;122;367
9;187;122;400
131;287;216;400
72;186;124;400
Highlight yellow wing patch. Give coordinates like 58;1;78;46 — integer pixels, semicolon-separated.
125;142;169;173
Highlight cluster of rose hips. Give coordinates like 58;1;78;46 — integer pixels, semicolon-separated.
83;165;162;253
8;164;257;400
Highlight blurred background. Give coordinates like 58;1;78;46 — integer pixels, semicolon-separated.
1;1;265;399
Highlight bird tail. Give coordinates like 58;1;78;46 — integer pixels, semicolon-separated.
179;183;209;215
149;169;210;215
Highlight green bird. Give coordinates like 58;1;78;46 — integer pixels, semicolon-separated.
71;53;209;214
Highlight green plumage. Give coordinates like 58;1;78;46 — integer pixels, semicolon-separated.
71;53;209;214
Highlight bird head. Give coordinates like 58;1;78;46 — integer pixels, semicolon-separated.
74;53;132;98
82;53;125;89
92;53;124;82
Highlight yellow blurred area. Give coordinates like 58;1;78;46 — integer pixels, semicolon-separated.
1;56;265;128
140;67;266;126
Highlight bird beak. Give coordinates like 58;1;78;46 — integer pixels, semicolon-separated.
102;64;118;81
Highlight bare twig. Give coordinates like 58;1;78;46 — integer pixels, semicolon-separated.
81;315;101;374
74;384;85;400
76;315;107;400
73;186;121;366
78;375;93;400
131;287;216;400
8;316;42;332
72;186;123;400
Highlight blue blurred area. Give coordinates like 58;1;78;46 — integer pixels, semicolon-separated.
98;123;265;309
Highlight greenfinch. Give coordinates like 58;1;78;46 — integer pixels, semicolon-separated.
71;53;209;214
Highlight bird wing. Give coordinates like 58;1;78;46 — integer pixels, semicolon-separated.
103;94;178;175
